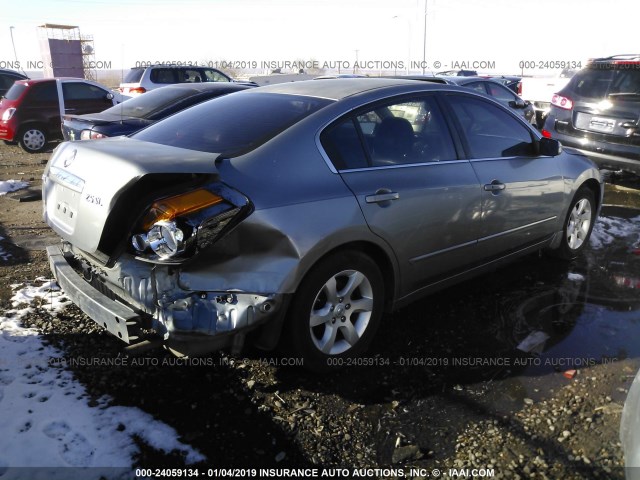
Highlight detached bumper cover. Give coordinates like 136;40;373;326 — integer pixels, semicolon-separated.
46;244;285;352
47;245;139;343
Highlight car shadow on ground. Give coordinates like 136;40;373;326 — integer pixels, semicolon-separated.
262;245;639;468
0;224;30;266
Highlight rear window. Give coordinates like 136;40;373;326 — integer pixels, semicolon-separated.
103;87;197;118
571;66;640;100
124;68;144;83
4;83;27;100
133;92;332;156
26;82;58;102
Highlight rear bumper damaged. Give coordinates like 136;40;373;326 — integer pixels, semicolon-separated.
46;244;287;355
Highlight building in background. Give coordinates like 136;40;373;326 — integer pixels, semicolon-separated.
38;24;95;79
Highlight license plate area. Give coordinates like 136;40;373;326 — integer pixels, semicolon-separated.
51;185;80;233
47;167;84;234
588;116;616;133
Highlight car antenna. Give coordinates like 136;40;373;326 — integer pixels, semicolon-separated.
120;44;124;124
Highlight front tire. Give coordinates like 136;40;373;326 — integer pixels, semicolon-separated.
284;250;384;371
18;126;48;153
553;187;596;260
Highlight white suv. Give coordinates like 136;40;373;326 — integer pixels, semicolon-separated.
119;65;253;96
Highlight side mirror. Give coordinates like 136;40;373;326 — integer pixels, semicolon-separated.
509;99;527;109
106;92;114;100
539;137;562;156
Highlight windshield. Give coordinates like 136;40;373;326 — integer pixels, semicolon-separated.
102;87;199;118
572;66;640;100
133;92;332;156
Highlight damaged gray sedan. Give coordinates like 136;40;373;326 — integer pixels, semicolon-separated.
43;79;602;370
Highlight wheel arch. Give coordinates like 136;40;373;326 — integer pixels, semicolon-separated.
254;239;400;351
579;178;602;212
18;121;49;136
305;240;399;311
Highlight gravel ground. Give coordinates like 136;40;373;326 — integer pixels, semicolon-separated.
1;142;639;479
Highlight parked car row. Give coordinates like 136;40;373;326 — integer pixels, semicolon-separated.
62;82;253;141
0;77;129;152
3;57;640;180
518;68;577;127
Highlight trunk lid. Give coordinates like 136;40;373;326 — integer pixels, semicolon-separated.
62;114;151;141
43;137;220;254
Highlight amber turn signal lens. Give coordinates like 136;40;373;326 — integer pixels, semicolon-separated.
142;189;223;230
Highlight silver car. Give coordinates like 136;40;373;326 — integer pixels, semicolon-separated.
43;79;602;370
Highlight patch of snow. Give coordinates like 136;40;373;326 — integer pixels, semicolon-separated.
0;279;205;476
0;180;29;196
590;215;640;250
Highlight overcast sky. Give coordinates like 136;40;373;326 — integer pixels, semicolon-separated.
1;0;638;76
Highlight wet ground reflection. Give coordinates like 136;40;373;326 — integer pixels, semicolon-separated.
359;203;640;411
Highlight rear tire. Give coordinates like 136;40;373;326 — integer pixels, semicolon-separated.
551;187;596;260
18;126;48;153
283;250;384;372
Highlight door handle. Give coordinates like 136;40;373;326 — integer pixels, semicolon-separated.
483;181;505;192
365;191;399;204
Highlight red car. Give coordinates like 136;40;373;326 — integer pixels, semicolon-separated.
0;78;128;153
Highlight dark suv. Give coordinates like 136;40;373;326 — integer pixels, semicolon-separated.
0;69;28;98
544;55;640;175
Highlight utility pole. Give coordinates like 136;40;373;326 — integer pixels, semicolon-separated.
422;0;428;74
9;26;27;76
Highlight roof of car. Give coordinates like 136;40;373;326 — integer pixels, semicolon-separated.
128;64;221;69
589;54;640;62
247;78;444;101
0;69;27;78
16;77;96;85
385;75;448;84
383;75;502;86
152;83;252;93
436;76;502;85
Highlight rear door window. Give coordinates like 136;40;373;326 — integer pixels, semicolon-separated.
24;82;58;104
321;95;458;169
182;69;204;83
150;69;179;84
486;82;518;103
62;82;112;113
464;82;489;95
